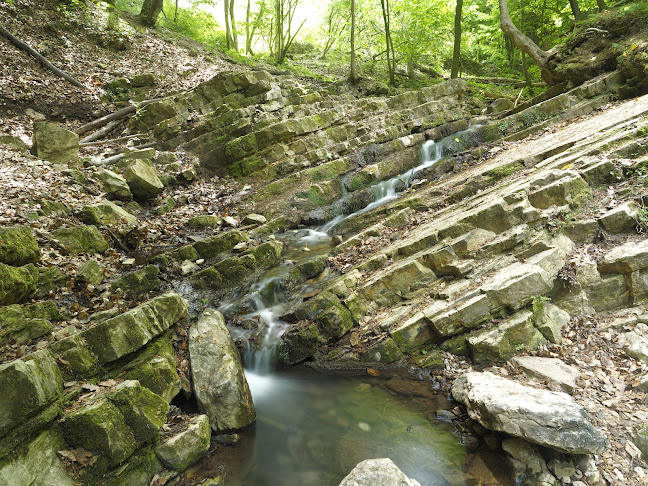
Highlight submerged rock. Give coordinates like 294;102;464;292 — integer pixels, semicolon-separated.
189;309;256;431
339;458;421;486
452;372;607;454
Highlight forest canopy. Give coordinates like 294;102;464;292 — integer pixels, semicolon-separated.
107;0;646;87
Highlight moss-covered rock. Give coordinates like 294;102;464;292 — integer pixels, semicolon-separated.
82;293;188;364
154;414;210;471
467;311;547;364
0;304;53;346
96;168;133;201
50;334;101;379
79;201;138;227
0;225;40;266
32;121;79;164
51;226;109;255
77;259;104;286
0;135;30;153
250;240;283;268
280;322;323;364
124;160;165;201
360;337;404;363
187;214;222;228
0;262;39;305
0;427;75;486
108;381;168;444
0;350;63;437
192;230;249;259
62;398;137;468
36;267;69;298
110;265;161;295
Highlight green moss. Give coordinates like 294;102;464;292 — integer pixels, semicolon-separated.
187;215;222;228
250;240;283;268
52;226;109;255
225;133;257;161
0;263;38;306
485;161;524;182
0;225;40;266
50;334;101;379
111;265;161;295
281;322;323;364
192;230;249;259
108;381;168;444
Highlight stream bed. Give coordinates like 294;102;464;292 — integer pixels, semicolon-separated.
181;125;512;484
187;368;512;486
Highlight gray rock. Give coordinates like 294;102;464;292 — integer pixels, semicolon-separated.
77;259;104;286
242;213;267;226
96;168;132;201
632;423;648;462
598;239;648;274
599;202;638;234
0;135;30;153
481;262;554;311
510;356;580;394
451;372;608;454
622;323;648;365
124;159;165;200
33;121;79;164
155;414;211;471
528;173;591;210
338;458;421;486
189;309;256;431
501;438;558;486
534;302;570;344
467;311;546;364
51;225;109;254
78;200;138;227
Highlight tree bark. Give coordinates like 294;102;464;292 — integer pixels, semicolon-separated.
499;0;558;85
230;0;239;51
0;22;88;90
380;0;395;85
596;0;607;11
138;0;164;27
451;0;463;79
224;0;233;49
568;0;584;22
349;0;357;82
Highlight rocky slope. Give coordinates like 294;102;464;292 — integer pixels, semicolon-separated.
2;4;648;485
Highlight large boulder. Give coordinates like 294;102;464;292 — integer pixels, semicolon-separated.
189;309;256;431
510;356;580;394
338;458;421;486
32;121;79;164
451;372;608;454
0;225;40;266
154;414;211;471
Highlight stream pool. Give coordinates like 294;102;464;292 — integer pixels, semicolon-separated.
186;369;512;485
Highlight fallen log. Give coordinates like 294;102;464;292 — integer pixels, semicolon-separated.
74;98;161;136
80;119;122;144
79;134;140;147
0;21;88;90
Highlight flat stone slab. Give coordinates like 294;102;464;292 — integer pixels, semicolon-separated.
510;356;580;394
451;371;607;454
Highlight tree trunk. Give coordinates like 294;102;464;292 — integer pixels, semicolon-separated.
596;0;607;11
230;0;239;51
224;0;233;49
499;0;558;85
568;0;584;22
245;0;252;54
138;0;164;27
451;0;463;79
380;0;395;85
349;0;357;82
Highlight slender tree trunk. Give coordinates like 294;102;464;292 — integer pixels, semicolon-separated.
568;0;584;22
174;0;179;22
138;0;164;27
380;0;394;85
230;0;239;51
349;0;357;82
246;0;252;54
451;0;463;79
499;0;558;84
224;0;232;49
596;0;606;11
521;51;531;86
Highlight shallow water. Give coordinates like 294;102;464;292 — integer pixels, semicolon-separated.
189;369;511;486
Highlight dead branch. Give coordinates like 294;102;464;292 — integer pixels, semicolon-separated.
79;134;140;147
0;21;88;90
80;120;122;144
74;98;162;136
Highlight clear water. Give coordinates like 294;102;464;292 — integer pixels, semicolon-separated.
187;129;512;485
187;369;510;486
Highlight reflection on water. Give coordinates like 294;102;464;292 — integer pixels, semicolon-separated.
189;369;511;486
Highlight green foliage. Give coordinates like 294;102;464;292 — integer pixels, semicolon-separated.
531;295;551;322
157;0;227;49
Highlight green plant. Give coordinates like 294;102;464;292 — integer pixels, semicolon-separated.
531;295;551;322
